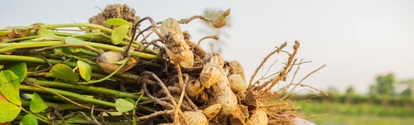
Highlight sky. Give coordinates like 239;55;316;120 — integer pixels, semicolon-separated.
1;0;413;94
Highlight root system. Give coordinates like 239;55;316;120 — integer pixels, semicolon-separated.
0;4;325;125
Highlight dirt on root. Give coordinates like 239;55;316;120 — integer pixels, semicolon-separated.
89;4;140;29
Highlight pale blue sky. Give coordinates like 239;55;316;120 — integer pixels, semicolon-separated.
1;0;413;93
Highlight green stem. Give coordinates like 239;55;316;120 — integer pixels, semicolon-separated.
58;118;129;125
0;41;63;52
0;55;102;71
20;107;50;123
42;23;114;33
27;72;138;84
0;41;158;59
20;85;116;107
84;41;158;59
1;35;39;43
59;53;97;65
79;57;128;85
21;99;84;111
26;78;148;100
79;49;99;56
54;31;146;50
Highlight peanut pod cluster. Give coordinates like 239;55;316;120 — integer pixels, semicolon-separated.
0;4;315;125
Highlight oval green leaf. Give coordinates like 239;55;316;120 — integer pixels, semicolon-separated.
115;99;134;112
125;97;135;104
20;114;38;125
77;60;92;81
5;62;27;83
0;70;21;106
50;64;79;82
0;100;21;123
30;92;48;113
111;25;130;45
64;37;84;53
106;18;131;26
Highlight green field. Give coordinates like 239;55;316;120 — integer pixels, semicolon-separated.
295;101;414;125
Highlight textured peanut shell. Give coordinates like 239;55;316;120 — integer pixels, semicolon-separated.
200;53;224;88
247;109;268;125
165;47;194;68
209;71;238;116
96;51;137;74
183;110;208;125
212;9;231;28
199;64;222;88
186;79;209;102
228;60;246;81
229;105;249;125
161;18;194;68
203;104;222;120
186;79;203;97
228;74;247;94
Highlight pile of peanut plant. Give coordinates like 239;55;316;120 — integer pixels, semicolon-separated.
0;4;325;125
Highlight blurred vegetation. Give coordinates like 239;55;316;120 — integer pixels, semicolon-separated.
292;73;414;124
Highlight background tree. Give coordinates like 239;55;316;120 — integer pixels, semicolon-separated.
399;79;414;98
376;73;395;95
345;86;356;104
401;88;412;97
326;86;341;102
368;84;380;104
371;73;396;106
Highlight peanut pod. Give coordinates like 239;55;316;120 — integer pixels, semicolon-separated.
207;66;237;116
200;53;224;88
160;18;194;68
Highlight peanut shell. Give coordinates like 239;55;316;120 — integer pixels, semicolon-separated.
212;9;231;28
183;110;208;125
203;104;222;120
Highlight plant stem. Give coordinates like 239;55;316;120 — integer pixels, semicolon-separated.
58;118;129;125
52;31;146;51
21;99;84;111
0;41;63;52
20;107;50;123
84;41;158;59
19;85;116;107
1;35;38;43
26;78;148;100
79;57;128;85
0;55;102;71
42;23;114;33
0;41;158;59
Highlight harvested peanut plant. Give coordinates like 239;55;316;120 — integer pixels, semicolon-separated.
0;4;325;125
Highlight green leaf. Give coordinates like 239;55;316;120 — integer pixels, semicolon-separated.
77;60;92;81
111;25;130;45
115;99;134;112
20;114;38;125
64;37;84;53
30;92;48;113
49;64;79;82
125;98;135;104
106;18;131;26
0;70;21;106
36;26;52;36
0;100;21;123
5;62;27;83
